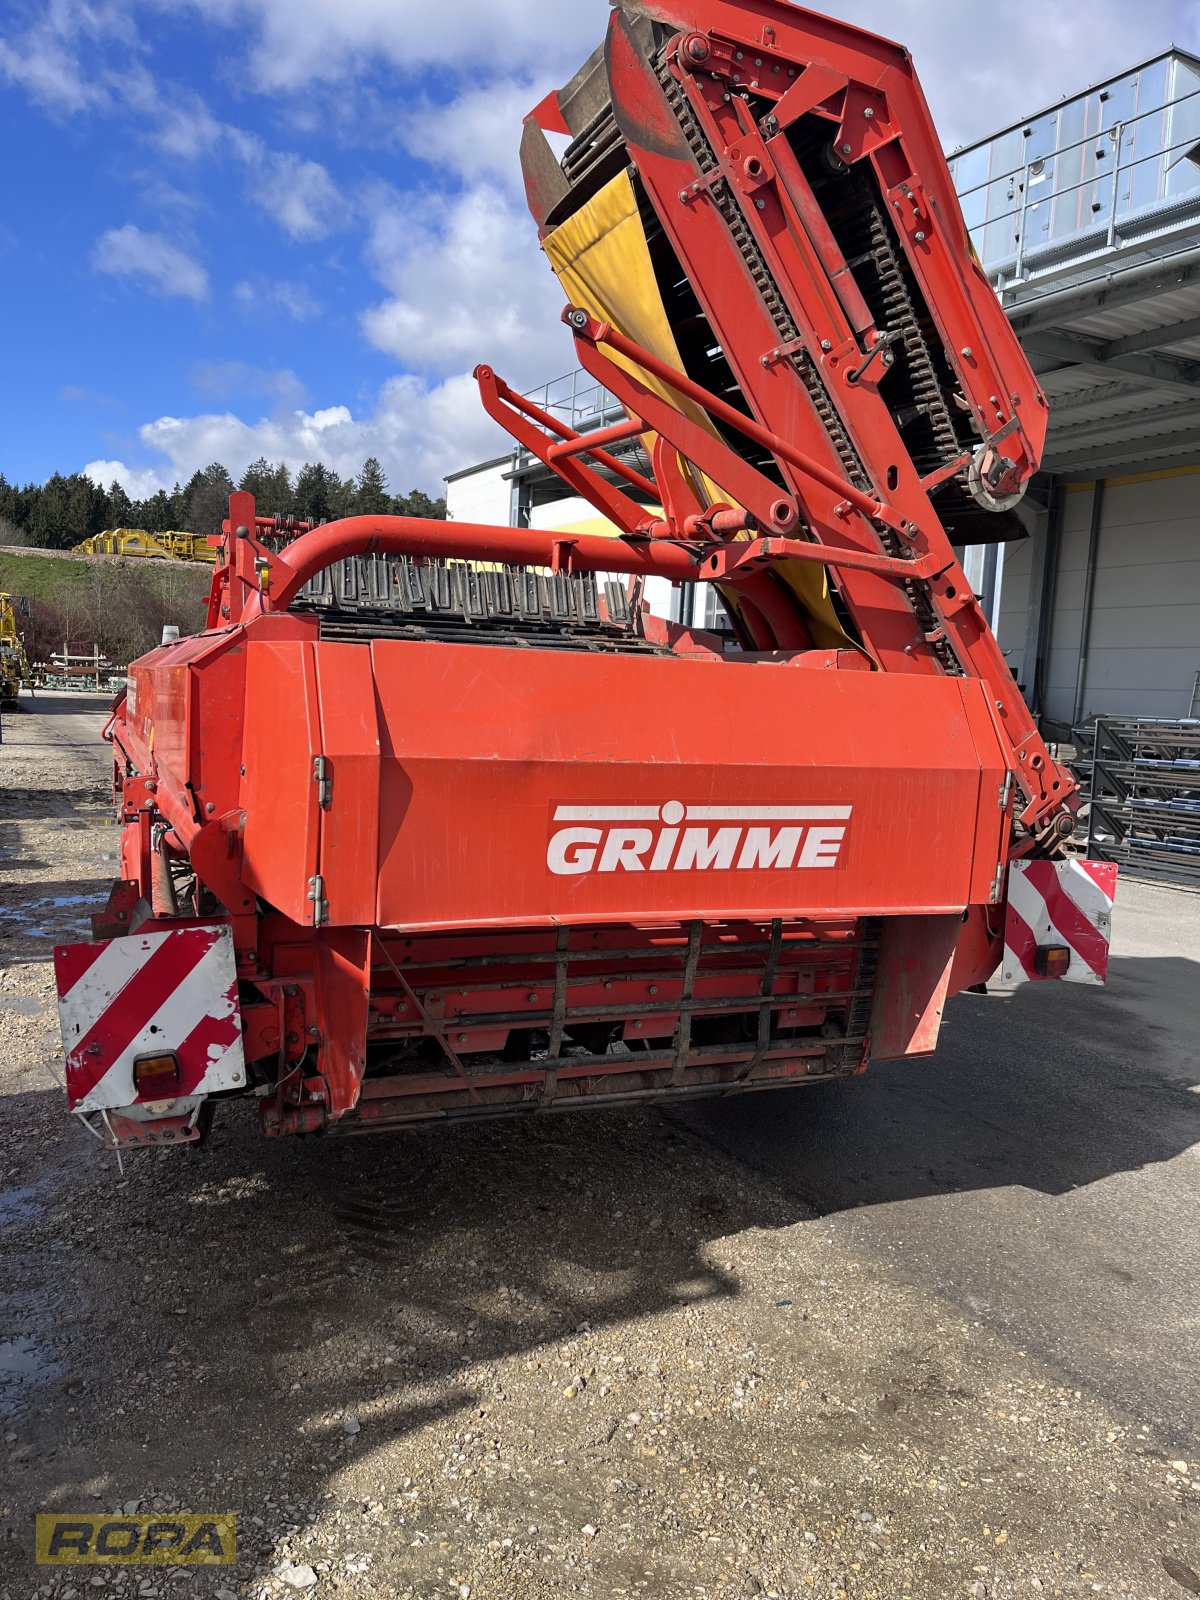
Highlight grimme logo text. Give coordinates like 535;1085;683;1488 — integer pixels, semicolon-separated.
547;802;852;876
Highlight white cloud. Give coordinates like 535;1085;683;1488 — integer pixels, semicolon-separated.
185;0;607;93
82;372;509;499
398;77;550;194
0;0;135;114
233;277;320;320
82;459;173;499
360;183;570;383
92;224;210;301
221;127;344;240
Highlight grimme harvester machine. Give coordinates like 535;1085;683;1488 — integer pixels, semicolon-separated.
55;0;1117;1153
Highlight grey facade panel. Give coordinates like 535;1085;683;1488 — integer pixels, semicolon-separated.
996;472;1200;724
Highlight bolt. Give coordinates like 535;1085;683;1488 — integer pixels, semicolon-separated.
205;801;216;814
649;985;658;996
458;1033;468;1044
841;143;852;155
679;190;689;202
287;1032;299;1045
820;339;832;351
308;1025;320;1039
788;66;796;76
235;525;250;540
961;346;973;358
863;107;874;119
285;985;299;997
754;57;762;65
735;49;743;59
755;198;766;210
914;230;926;242
528;992;539;1003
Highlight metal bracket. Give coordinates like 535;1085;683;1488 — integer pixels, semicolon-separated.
307;874;328;927
313;755;332;810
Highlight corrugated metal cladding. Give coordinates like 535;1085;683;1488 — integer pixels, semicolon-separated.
998;468;1200;722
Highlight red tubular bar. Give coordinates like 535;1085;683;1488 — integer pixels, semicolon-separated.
547;415;647;460
264;515;702;611
481;369;661;502
570;311;906;530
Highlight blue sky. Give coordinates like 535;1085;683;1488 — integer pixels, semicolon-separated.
2;0;1197;500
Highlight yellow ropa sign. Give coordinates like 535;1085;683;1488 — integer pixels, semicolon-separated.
36;1512;237;1565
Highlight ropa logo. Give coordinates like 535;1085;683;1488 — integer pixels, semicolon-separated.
547;802;851;876
35;1512;237;1566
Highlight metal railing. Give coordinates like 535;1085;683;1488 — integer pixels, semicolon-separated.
951;77;1200;288
521;370;625;433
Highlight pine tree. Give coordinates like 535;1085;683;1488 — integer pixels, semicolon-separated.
107;480;134;529
394;487;448;520
31;474;73;549
185;463;235;535
354;457;390;516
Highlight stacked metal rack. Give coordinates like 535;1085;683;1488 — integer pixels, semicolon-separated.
1075;717;1200;887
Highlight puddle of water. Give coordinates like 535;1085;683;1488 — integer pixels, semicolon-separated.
0;1185;43;1225
0;1335;60;1421
0;995;42;1016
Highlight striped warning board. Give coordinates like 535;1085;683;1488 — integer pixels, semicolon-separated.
54;925;246;1112
1003;859;1118;986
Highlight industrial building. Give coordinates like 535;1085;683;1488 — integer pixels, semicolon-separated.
447;47;1200;730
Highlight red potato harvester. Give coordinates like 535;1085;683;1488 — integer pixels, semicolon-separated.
54;0;1116;1153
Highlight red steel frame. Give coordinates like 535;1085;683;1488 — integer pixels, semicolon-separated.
73;0;1088;1146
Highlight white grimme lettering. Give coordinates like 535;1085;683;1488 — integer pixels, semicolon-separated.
598;829;653;872
674;827;741;870
545;813;851;876
547;826;601;876
737;826;802;870
798;825;846;867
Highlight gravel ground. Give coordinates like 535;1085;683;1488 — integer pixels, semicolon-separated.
1;694;1197;1600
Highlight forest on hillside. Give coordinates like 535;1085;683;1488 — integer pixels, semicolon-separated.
0;551;212;669
0;456;446;551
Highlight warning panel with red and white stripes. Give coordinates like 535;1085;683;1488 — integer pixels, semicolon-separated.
1003;859;1118;986
54;924;246;1112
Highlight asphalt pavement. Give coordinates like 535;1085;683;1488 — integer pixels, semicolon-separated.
682;875;1200;1448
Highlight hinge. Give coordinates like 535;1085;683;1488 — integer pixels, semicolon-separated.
999;771;1014;811
307;874;328;927
313;755;332;810
989;863;1005;905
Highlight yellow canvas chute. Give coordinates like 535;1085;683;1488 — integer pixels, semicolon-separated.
542;168;853;651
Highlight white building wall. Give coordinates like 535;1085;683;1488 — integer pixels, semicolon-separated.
996;469;1200;724
445;459;512;526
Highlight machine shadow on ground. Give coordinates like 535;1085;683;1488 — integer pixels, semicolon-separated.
677;953;1200;1214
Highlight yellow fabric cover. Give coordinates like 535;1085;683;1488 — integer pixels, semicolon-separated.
542;168;851;650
